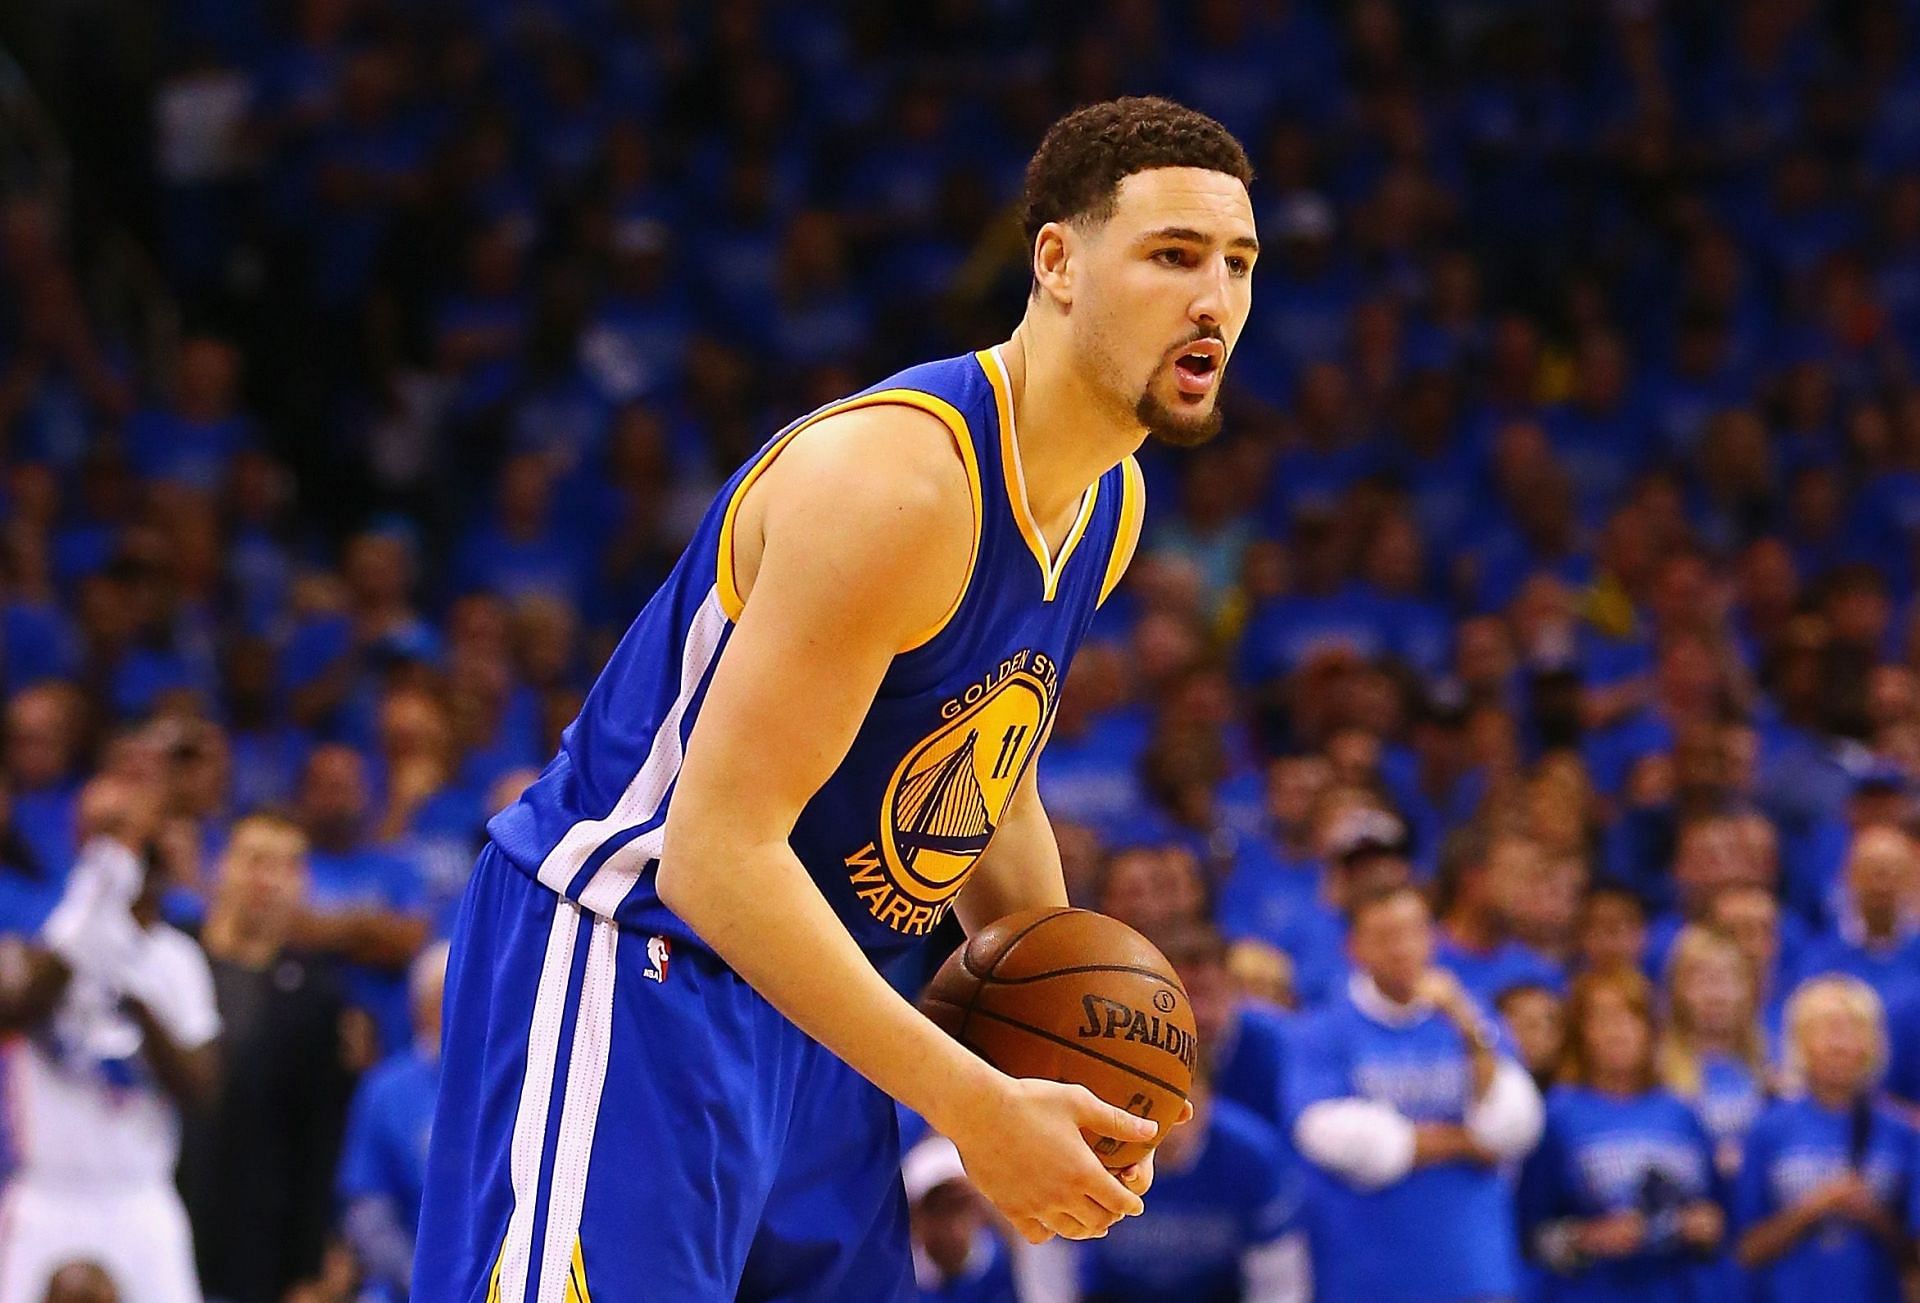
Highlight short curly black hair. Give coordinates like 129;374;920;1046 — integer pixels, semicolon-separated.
1020;97;1253;252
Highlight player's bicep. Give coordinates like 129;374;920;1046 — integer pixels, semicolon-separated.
667;411;970;855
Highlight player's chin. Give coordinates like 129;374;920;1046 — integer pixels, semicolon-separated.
1141;389;1225;448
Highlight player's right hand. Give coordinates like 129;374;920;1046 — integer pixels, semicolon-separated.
947;1075;1155;1243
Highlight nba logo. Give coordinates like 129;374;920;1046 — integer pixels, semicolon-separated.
644;935;671;984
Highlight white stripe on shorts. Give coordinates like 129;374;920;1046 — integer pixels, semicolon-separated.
535;914;619;1303
537;585;729;914
495;898;581;1303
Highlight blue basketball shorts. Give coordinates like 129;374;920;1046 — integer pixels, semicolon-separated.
413;844;914;1302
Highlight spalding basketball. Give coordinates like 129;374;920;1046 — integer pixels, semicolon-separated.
920;906;1197;1170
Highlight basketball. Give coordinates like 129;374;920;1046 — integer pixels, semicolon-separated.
920;907;1197;1170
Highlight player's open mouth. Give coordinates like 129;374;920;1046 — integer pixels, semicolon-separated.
1171;340;1224;396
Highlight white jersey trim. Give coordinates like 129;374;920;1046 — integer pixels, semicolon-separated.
536;585;729;917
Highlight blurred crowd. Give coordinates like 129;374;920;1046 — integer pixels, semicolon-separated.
6;0;1920;1299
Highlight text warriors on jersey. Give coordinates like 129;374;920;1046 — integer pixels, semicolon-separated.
845;649;1061;934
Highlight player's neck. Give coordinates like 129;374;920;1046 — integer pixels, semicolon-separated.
997;326;1143;534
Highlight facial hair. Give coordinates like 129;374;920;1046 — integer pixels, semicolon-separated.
1138;388;1225;448
1138;328;1228;448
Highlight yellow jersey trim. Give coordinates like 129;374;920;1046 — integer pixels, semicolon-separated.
1097;454;1146;608
714;389;984;653
978;347;1098;602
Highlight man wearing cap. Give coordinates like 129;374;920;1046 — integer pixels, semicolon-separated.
1265;805;1416;1008
901;1136;1019;1303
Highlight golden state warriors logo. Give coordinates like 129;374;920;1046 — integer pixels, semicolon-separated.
846;649;1059;935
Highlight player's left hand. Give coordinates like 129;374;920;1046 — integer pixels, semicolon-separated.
1112;1099;1195;1197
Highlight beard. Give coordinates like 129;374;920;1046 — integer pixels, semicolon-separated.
1137;385;1225;448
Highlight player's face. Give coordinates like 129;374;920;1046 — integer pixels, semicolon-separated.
1073;167;1257;447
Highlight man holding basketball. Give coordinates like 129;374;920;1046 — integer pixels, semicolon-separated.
416;97;1257;1301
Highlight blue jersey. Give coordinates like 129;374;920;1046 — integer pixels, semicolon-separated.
1080;1098;1302;1303
1518;1086;1727;1303
1733;1097;1918;1303
485;349;1143;968
1286;984;1522;1303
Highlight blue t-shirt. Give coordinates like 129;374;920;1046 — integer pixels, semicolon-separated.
1211;1003;1293;1131
1793;930;1920;1009
337;1048;439;1282
1287;987;1523;1302
1080;1098;1302;1303
1689;1053;1768;1182
1436;935;1567;1005
307;845;426;1053
1518;1086;1727;1303
1733;1097;1918;1303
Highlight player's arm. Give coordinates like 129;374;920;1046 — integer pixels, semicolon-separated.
659;406;1154;1243
952;724;1066;936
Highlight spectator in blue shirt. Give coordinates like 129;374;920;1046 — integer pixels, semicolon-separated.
291;743;429;1055
337;939;446;1302
1433;827;1565;1006
5;681;84;889
1708;884;1796;1040
1519;970;1728;1303
1079;1079;1308;1303
123;336;254;491
1734;975;1917;1302
901;1135;1019;1303
1658;926;1771;1183
1794;826;1920;1007
1287;883;1544;1303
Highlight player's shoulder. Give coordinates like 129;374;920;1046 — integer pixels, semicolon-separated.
757;401;976;563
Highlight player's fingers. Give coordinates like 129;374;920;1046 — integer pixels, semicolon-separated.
1113;1162;1151;1196
1013;1217;1052;1245
1069;1086;1159;1146
1176;1099;1195;1126
1042;1207;1105;1241
1082;1163;1146;1218
1078;1193;1126;1232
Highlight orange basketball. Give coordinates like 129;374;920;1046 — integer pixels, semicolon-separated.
919;907;1197;1169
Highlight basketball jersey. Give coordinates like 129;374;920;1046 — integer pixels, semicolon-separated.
486;347;1144;968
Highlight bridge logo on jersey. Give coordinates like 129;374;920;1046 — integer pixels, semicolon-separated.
845;650;1058;935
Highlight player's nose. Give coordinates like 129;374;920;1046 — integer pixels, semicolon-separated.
1188;261;1231;329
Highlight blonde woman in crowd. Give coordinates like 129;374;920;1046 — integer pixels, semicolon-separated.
1659;926;1771;1180
1734;976;1917;1302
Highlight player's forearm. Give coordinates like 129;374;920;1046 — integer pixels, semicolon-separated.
658;836;1000;1134
953;781;1067;935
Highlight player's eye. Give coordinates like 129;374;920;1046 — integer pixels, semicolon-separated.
1153;248;1190;267
1226;256;1251;278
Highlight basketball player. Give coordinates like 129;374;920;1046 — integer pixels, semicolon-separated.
416;96;1258;1301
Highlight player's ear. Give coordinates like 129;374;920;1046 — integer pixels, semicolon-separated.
1033;222;1075;306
